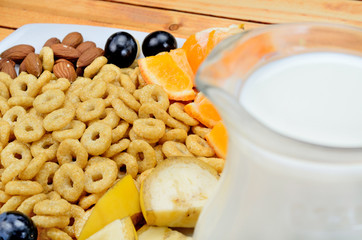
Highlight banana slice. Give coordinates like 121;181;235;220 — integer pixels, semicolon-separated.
137;225;192;240
140;156;219;228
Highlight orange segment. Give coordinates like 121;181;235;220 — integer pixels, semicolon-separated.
182;24;244;75
184;92;221;128
138;49;195;101
205;121;228;159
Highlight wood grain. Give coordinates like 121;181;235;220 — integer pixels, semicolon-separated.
0;0;261;42
116;0;362;27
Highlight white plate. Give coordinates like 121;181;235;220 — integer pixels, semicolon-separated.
0;23;186;58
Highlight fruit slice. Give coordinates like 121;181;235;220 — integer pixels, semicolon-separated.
184;92;221;128
182;24;243;74
138;48;195;101
137;225;192;240
140;156;219;228
205;121;228;159
86;217;137;240
78;175;140;240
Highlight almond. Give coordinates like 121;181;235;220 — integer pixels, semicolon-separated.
55;58;74;66
62;32;83;48
51;44;81;61
0;58;15;69
19;60;27;74
1;61;17;79
76;47;104;68
43;37;61;47
1;44;35;63
76;67;84;76
24;52;42;77
53;61;77;82
76;41;96;54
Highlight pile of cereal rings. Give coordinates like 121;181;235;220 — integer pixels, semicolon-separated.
0;53;224;239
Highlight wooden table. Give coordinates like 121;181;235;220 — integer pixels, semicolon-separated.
0;0;361;41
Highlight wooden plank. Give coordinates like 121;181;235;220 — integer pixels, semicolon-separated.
0;0;262;41
0;28;14;41
115;0;362;27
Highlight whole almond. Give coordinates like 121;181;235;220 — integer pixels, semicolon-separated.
77;47;104;68
62;32;83;48
19;60;27;74
1;61;17;79
0;58;15;69
1;44;35;63
76;41;96;54
43;37;61;47
24;52;42;77
55;58;74;66
51;44;81;61
53;61;77;82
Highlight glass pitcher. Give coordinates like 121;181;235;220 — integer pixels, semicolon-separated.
193;23;362;240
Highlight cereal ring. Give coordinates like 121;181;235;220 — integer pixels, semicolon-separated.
137;72;147;88
79;80;107;101
162;141;194;158
89;108;120;129
113;152;138;179
192;125;212;138
39;46;54;71
80;122;112;155
84;56;108;78
1;140;32;168
35;162;59;193
17;193;47;216
10;74;39;97
102;138;130;158
36;70;52;90
128;128;159;144
57;139;88;169
138;84;169;110
53;163;85;202
5;180;43;195
47;191;61;200
68;77;92;95
1;160;29;184
0;81;9;99
52;120;86;142
31;215;70;229
64;91;82;109
19;153;48;180
0;97;9;117
136;168;154;186
111;121;129;143
74;209;92;239
99;64;122;81
79;191;105;210
46;228;72;240
0;196;27;213
119;73;136;94
154;145;165;165
115;86;141;112
133;118;165;140
159;128;188;144
0;72;12;88
127;140;156;173
76;98;105;122
84;159;117;193
138;102;189;131
99;84;118;107
93;70;117;85
120;67;139;85
33;89;65;114
43;107;75;131
0;120;10;147
42;78;70;92
186;134;215;157
14;114;45;142
111;98;138;124
197;157;224;173
30;134;59;160
34;199;71;216
63;205;85;238
3;106;27;133
0;190;11;203
169;102;199;126
7;96;34;108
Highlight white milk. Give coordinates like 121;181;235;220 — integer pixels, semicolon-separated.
240;52;362;147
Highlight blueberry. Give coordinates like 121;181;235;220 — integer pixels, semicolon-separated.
0;211;37;240
142;31;177;57
104;31;139;68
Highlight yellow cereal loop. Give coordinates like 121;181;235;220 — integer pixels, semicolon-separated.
84;56;108;78
127;139;156;173
39;46;54;71
51;120;86;142
80;122;112;155
30;134;59;160
17;193;47;216
33;89;65;114
14;114;45;143
0;81;9;99
5;180;43;196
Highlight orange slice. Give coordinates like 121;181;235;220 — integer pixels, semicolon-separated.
138;48;196;101
182;24;243;75
184;92;221;128
205;121;228;159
